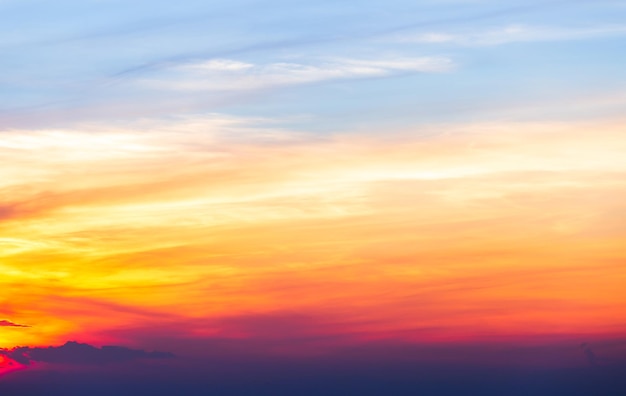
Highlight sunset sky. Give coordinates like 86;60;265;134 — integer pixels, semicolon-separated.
1;0;626;394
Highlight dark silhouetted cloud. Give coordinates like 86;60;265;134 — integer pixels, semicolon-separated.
1;341;174;366
581;342;597;366
0;320;29;327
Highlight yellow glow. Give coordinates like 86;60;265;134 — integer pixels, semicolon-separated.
1;117;625;347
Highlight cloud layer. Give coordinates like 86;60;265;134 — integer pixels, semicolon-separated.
392;24;626;46
1;341;173;366
141;56;454;92
1;115;625;352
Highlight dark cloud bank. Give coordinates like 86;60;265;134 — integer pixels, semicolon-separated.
0;341;174;366
1;315;624;394
1;339;625;396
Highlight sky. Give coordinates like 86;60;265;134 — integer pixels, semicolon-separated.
1;0;626;394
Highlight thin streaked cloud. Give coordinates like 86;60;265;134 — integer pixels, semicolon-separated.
391;24;626;46
2;3;626;391
141;56;455;92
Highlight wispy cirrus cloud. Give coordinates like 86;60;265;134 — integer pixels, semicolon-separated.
2;114;626;350
140;56;454;92
392;24;626;46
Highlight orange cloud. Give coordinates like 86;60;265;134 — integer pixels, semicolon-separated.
1;116;625;350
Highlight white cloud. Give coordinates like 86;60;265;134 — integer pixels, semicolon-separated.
393;24;626;46
185;59;254;72
142;56;454;92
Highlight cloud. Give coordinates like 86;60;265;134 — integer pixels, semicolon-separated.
141;56;454;92
0;206;17;221
1;116;626;351
392;24;626;46
580;342;597;366
106;0;582;82
0;320;29;328
1;342;625;396
1;341;174;366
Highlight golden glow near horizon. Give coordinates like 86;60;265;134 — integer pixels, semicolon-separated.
1;116;625;348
